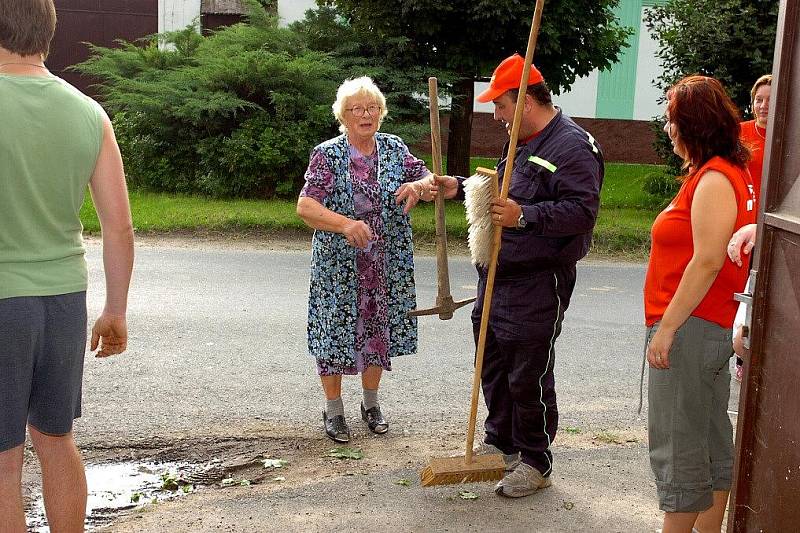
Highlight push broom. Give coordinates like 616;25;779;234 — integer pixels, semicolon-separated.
420;0;546;487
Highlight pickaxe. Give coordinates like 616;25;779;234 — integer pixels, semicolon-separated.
408;77;475;320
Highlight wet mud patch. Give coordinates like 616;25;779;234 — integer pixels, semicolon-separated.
22;433;319;531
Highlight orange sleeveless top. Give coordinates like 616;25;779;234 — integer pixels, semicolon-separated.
739;120;766;202
644;156;756;328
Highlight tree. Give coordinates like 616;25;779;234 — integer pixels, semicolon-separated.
646;0;779;175
318;0;632;176
74;1;339;198
291;6;439;144
646;0;779;115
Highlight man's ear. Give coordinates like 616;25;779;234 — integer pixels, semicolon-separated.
524;93;536;111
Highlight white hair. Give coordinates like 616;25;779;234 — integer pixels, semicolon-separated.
332;76;388;133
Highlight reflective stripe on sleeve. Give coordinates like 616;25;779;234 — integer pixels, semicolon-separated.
528;155;557;173
587;132;599;154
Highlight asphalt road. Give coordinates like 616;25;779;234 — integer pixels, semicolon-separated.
76;241;653;446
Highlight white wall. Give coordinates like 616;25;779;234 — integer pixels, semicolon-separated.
474;71;600;119
632;8;665;120
159;0;201;33
473;6;666;120
552;71;600;118
278;0;316;26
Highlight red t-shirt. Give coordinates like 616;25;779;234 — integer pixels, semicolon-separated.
644;156;757;328
739;119;766;201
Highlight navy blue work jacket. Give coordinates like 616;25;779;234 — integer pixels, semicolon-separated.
460;109;604;277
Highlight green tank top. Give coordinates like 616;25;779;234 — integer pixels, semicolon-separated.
0;74;103;299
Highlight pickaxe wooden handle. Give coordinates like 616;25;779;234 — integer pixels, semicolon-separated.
408;77;475;320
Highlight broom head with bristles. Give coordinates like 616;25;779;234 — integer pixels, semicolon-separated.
420;453;505;487
463;167;499;268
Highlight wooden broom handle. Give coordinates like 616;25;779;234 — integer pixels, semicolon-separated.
465;0;546;463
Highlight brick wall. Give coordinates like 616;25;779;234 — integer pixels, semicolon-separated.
415;112;661;164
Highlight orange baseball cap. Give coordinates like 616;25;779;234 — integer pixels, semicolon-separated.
476;54;545;103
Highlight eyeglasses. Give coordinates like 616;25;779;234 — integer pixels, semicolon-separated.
346;104;382;117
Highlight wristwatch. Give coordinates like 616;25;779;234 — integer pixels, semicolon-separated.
516;210;527;229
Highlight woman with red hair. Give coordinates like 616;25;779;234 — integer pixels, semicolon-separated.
644;76;756;532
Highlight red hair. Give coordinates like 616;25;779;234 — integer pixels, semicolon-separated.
666;75;749;171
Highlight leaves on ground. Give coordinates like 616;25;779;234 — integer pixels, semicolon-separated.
221;478;250;487
458;491;479;500
263;458;289;469
394;478;412;487
563;426;582;434
593;430;622;445
160;472;180;491
130;492;143;503
327;446;364;460
563;500;575;510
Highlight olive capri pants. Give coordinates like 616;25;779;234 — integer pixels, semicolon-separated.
647;316;734;513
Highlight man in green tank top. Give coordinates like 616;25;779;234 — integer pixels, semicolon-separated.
0;1;135;531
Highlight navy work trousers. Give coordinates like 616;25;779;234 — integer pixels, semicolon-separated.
472;264;576;477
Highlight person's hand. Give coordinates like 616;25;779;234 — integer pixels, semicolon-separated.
647;326;675;369
343;219;373;249
433;174;459;200
394;179;436;214
91;312;128;357
728;223;757;267
490;197;523;227
733;325;747;358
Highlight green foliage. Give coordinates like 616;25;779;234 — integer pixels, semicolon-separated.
650;118;684;173
315;0;632;174
291;5;434;144
645;0;779;172
319;0;631;93
642;171;681;208
646;0;779;113
73;1;338;198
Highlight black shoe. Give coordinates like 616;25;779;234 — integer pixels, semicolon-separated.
360;403;389;434
323;410;350;443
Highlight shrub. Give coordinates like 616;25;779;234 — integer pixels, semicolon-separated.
642;170;681;208
74;1;338;198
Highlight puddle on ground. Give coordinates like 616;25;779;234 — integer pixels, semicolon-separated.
26;460;215;531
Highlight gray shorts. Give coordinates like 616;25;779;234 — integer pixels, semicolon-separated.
647;316;734;513
0;292;87;452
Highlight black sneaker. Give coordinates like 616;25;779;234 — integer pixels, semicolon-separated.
360;403;389;434
323;410;350;443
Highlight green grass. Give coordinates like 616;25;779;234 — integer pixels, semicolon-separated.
80;192;306;234
81;161;663;258
602;163;664;209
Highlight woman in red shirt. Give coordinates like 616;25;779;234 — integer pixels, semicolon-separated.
739;74;771;200
644;76;756;532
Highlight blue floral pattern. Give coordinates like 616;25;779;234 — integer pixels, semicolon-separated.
301;133;426;375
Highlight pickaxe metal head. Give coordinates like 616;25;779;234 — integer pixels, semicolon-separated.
408;294;476;320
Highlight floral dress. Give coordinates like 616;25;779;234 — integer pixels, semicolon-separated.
300;136;429;375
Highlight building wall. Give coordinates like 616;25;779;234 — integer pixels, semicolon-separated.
473;0;666;161
49;0;159;94
159;0;201;32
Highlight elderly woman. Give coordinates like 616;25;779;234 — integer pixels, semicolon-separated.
296;76;435;443
644;76;756;533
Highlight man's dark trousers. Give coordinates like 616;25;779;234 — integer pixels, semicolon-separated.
472;264;577;477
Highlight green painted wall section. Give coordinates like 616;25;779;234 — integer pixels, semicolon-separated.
596;0;644;119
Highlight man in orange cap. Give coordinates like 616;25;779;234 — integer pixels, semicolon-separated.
437;53;604;498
